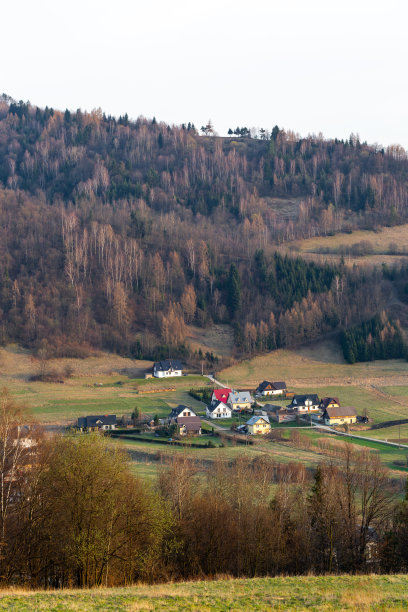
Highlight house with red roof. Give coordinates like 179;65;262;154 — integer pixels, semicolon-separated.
211;388;232;404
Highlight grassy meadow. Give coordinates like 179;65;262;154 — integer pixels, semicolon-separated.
281;222;408;268
3;341;408;481
1;575;408;610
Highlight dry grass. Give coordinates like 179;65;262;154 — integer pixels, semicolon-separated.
219;339;408;388
0;575;408;610
282;223;408;268
288;223;408;253
0;344;153;381
185;323;234;359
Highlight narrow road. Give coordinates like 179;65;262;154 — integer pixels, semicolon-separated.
312;423;408;449
205;374;227;388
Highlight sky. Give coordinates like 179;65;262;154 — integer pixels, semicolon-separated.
2;0;408;148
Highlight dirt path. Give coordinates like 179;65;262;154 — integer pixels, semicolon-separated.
202;418;230;432
315;424;408;449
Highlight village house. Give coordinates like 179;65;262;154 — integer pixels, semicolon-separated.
263;404;296;423
167;405;202;436
322;405;358;426
206;400;232;419
228;391;253;412
153;359;183;378
168;405;197;422
177;416;202;436
288;394;320;413
246;414;271;435
211;388;232;404
256;380;287;396
319;397;340;411
77;415;117;431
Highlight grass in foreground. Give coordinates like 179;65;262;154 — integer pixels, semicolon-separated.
1;575;408;611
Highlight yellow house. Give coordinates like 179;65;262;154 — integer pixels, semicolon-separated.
323;406;357;426
246;415;271;435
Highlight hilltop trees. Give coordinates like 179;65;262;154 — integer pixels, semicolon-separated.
0;96;405;359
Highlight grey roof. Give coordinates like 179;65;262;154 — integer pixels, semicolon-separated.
229;391;253;404
77;415;116;428
324;406;357;418
177;416;201;431
154;359;183;372
263;404;285;412
246;415;270;426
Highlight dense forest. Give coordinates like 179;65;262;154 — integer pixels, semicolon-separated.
341;313;406;364
0;95;407;359
1;389;408;587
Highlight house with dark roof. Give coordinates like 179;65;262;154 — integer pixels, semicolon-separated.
153;359;183;378
168;405;197;421
206;400;232;419
256;381;287;396
77;415;117;431
288;394;320;413
167;405;201;435
322;406;357;426
319;397;340;411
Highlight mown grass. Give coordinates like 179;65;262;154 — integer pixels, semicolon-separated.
0;376;206;424
1;575;408;610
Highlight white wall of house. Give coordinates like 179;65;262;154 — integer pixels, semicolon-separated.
178;407;196;418
206;403;232;419
154;369;182;378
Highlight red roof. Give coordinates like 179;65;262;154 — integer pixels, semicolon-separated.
213;388;232;403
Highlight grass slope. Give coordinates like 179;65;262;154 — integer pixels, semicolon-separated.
1;575;408;610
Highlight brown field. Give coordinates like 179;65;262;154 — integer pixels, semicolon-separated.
185;323;234;359
219;338;408;388
282;223;408;267
0;344;153;381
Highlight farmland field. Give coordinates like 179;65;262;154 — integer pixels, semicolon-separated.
0;575;408;610
3;342;408;481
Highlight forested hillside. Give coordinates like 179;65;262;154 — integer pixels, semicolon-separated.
0;95;407;359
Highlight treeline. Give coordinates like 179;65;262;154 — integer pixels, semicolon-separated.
2;389;408;587
0;95;403;358
341;312;406;363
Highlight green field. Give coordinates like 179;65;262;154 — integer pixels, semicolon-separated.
1;575;408;610
1;375;207;424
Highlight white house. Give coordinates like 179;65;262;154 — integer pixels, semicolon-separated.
256;380;287;396
206;401;232;419
153;359;183;378
288;394;320;413
168;405;197;421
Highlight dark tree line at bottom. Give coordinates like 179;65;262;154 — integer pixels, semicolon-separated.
2;389;408;588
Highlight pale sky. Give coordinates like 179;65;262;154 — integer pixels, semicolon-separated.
2;0;408;147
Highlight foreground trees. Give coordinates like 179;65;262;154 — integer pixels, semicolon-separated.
0;389;407;586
